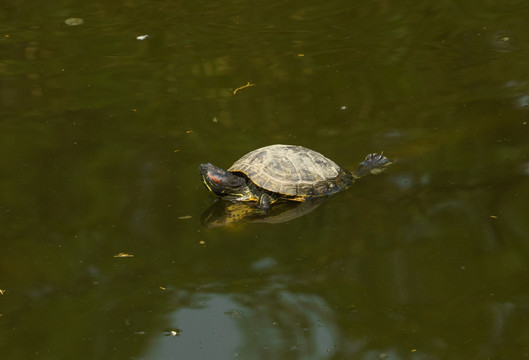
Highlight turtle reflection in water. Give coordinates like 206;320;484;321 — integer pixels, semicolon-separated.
199;144;391;222
201;197;329;228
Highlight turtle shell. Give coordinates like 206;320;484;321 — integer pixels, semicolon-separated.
228;144;353;199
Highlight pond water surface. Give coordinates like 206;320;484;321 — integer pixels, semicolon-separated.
1;0;529;359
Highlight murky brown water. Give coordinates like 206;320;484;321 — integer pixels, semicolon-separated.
1;0;529;359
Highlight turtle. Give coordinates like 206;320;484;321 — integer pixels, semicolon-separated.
199;144;391;211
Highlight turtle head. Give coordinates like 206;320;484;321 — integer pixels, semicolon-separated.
199;163;247;198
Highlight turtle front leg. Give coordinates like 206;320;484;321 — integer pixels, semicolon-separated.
258;193;274;213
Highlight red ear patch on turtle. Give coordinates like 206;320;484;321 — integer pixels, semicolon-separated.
209;175;222;184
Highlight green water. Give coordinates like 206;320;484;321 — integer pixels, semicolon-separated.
1;0;529;359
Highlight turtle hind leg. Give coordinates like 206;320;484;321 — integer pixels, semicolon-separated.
353;153;392;179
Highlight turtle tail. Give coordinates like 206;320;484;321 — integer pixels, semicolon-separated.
352;152;392;179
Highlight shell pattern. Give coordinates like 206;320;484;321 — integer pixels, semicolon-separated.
228;144;353;198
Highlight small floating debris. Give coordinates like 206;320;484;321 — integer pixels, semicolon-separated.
136;34;149;41
233;82;255;95
166;329;181;337
159;286;166;291
113;253;134;258
0;289;5;295
490;215;498;219
224;309;244;319
185;130;193;134
65;18;84;26
177;215;192;220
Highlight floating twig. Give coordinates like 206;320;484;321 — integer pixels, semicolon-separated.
233;82;255;95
